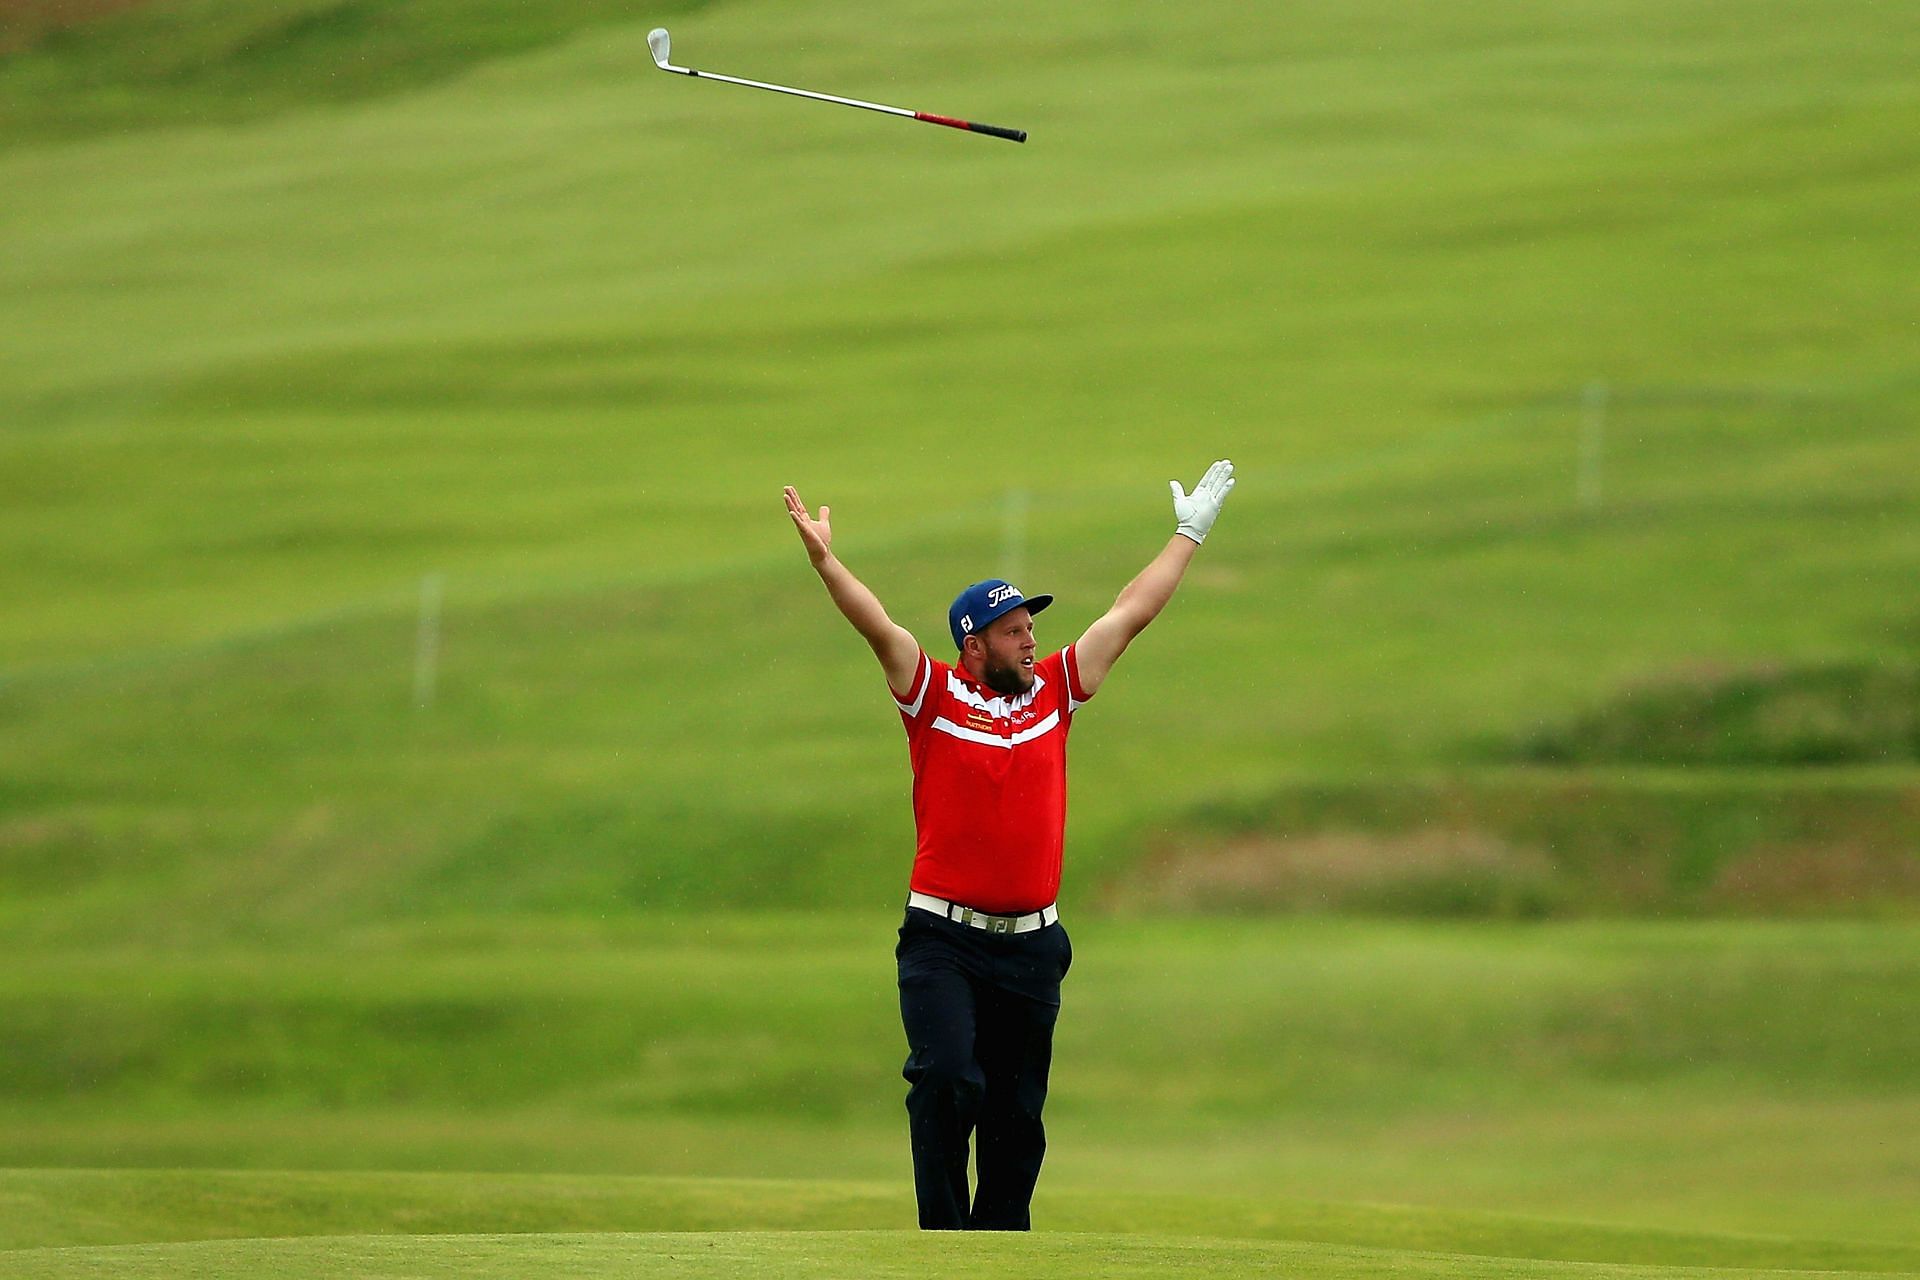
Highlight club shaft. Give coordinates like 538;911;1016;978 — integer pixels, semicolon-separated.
664;64;1025;143
676;65;915;118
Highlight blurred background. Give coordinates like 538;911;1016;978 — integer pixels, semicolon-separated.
1;0;1916;1265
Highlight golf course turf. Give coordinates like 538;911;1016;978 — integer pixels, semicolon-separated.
3;0;1916;1275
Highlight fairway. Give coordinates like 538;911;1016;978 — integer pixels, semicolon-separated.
5;1164;1920;1277
3;0;1918;1275
4;919;1917;1265
12;1228;1920;1280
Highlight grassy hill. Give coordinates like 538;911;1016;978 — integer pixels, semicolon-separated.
5;7;1918;1273
3;0;1918;935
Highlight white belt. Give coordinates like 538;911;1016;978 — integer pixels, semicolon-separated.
908;891;1059;935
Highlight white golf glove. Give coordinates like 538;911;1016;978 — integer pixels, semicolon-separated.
1171;459;1236;544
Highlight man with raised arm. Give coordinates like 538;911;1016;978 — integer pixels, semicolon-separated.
782;460;1237;1231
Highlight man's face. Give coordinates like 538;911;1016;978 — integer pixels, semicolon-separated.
971;607;1036;696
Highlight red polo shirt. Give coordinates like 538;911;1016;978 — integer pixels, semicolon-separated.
890;646;1093;914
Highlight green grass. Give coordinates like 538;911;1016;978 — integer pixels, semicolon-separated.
4;7;1920;1273
3;919;1915;1247
4;0;1920;931
7;1167;1918;1270
1516;662;1920;765
0;0;714;144
15;1229;1916;1280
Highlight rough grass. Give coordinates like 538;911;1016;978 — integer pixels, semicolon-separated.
0;0;716;142
0;0;150;57
4;0;1920;933
1517;663;1920;765
1115;775;1920;918
2;919;1915;1245
5;0;1920;945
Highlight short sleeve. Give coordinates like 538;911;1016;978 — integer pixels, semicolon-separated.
1059;644;1093;716
891;650;938;727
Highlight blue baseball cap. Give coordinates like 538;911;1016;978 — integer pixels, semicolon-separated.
948;579;1054;650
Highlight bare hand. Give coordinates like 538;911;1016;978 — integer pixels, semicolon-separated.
783;486;833;565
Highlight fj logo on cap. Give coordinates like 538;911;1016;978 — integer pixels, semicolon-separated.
959;616;974;634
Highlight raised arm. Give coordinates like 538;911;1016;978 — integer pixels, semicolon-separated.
1074;460;1236;698
784;486;922;698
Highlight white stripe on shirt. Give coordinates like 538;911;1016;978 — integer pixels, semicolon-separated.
928;709;1062;750
892;653;932;718
1063;646;1089;715
944;670;1045;717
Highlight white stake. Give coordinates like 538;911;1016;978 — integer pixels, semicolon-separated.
413;572;444;709
1001;488;1030;586
1579;380;1608;511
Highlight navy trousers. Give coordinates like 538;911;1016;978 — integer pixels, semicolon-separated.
895;906;1073;1231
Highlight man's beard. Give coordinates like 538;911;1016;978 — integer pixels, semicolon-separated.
981;655;1033;696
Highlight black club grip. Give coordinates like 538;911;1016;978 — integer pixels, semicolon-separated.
914;112;1028;143
966;121;1028;143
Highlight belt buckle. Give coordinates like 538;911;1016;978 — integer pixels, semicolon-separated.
956;905;1016;934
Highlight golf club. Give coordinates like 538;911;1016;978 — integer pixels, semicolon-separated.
647;29;1027;144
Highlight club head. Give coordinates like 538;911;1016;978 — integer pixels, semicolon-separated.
647;27;672;68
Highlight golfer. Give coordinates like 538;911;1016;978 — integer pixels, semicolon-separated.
782;460;1236;1230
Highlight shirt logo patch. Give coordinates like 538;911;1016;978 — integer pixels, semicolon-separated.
966;708;994;732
